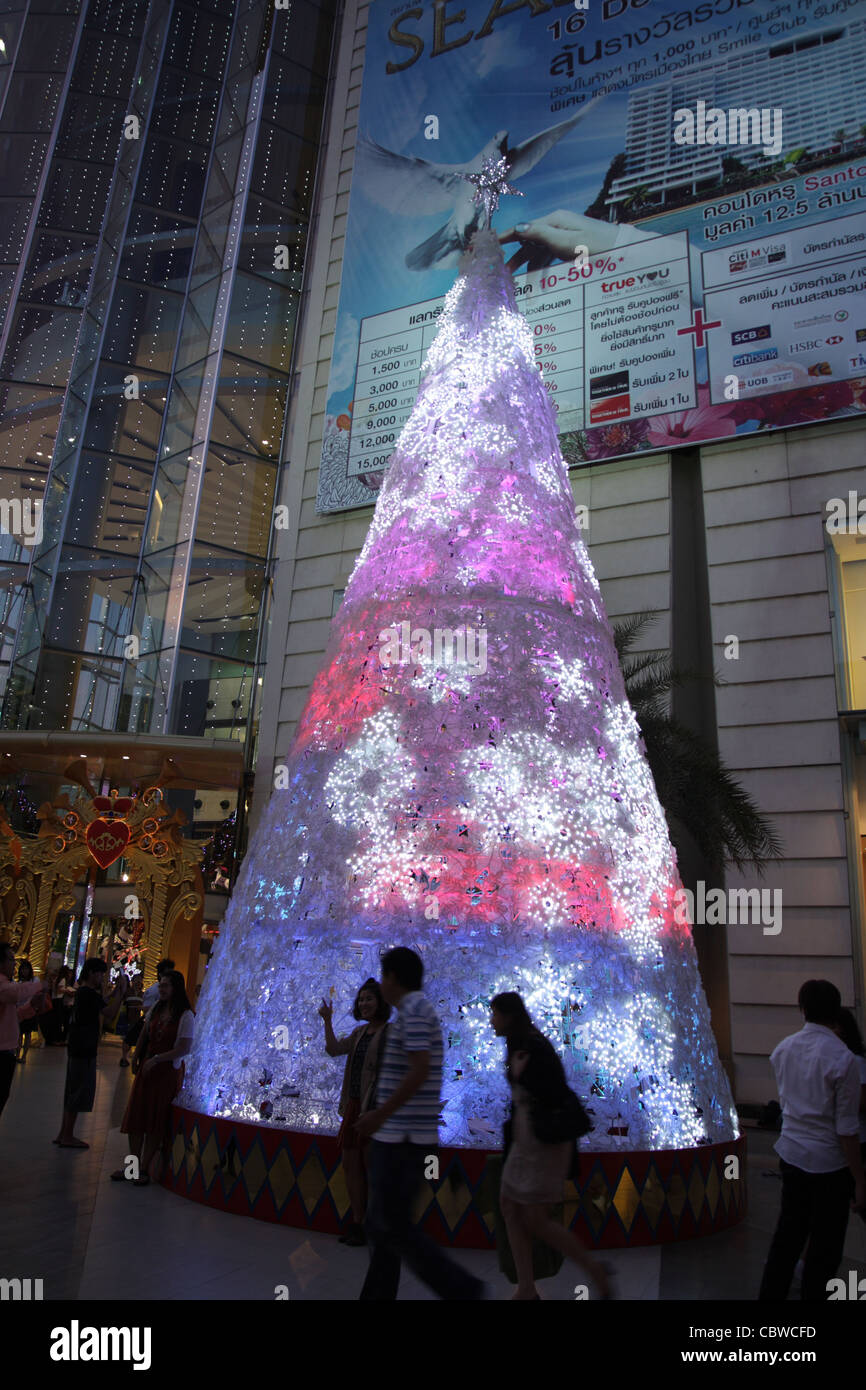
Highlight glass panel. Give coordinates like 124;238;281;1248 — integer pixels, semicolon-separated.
238;196;306;294
0;199;33;265
163;4;232;79
102;281;184;372
248;128;317;218
150;69;220;145
14;14;78;70
1;303;81;386
196;449;275;557
0;381;61;474
40;156;113;236
261;56;325;143
47;546;139;651
117;646;170;735
136;137;208;220
2;72;66;134
56;92;125;162
0;134;49;198
210;352;287;456
171;649;254;739
223;272;297;374
20;230;97;306
274;0;333;76
65;450;151;553
73;29;139;98
175;281;220;373
119;206;194;291
26;648;122;732
180;546;265;661
85;365;166;459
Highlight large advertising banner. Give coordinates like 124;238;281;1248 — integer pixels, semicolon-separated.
317;0;866;513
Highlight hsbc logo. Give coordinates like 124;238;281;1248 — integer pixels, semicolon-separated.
732;325;771;345
789;340;820;353
825;335;844;345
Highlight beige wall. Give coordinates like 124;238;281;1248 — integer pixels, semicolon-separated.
253;0;865;1108
702;419;864;1103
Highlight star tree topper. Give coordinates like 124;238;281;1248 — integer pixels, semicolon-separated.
461;155;524;227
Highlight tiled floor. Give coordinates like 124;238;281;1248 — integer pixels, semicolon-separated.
3;1042;865;1301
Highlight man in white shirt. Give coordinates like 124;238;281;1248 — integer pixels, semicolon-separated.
758;979;866;1301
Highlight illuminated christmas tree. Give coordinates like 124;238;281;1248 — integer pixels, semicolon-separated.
181;169;738;1153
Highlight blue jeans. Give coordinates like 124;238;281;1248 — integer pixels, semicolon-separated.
360;1139;484;1301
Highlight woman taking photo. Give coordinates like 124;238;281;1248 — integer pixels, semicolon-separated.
491;991;612;1301
319;978;389;1246
112;970;194;1186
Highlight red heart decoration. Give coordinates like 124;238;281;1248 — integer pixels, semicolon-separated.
85;818;130;868
112;798;134;816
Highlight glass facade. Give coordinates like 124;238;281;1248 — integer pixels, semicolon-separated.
0;0;336;762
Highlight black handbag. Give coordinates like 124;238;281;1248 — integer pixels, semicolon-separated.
532;1086;593;1144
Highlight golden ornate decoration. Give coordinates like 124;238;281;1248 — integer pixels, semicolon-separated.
0;791;204;985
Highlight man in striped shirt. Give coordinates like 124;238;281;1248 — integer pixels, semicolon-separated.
356;946;484;1300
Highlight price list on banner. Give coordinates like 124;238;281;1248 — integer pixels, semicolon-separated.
348;232;696;477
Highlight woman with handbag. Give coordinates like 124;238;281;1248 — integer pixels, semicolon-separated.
491;992;612;1301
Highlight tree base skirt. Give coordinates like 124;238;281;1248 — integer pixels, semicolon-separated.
164;1106;747;1248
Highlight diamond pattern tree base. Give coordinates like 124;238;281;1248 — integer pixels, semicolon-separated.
164;1106;747;1249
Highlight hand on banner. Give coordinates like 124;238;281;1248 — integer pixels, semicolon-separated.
499;208;655;272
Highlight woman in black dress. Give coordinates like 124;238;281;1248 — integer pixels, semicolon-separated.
491;991;612;1300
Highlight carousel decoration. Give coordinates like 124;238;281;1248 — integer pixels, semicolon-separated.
0;787;204;986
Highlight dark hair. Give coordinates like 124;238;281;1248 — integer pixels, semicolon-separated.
836;1007;865;1057
158;969;193;1021
798;979;842;1025
82;958;108;981
380;946;423;992
17;958;34;981
491;991;534;1047
353;977;390;1023
156;958;175;977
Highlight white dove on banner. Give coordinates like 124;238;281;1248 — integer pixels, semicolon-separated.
355;97;603;270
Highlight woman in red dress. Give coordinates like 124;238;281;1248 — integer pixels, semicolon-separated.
113;970;194;1186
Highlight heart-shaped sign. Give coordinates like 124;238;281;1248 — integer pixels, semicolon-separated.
85;818;131;868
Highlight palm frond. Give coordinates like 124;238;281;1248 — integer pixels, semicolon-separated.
612;610;659;659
